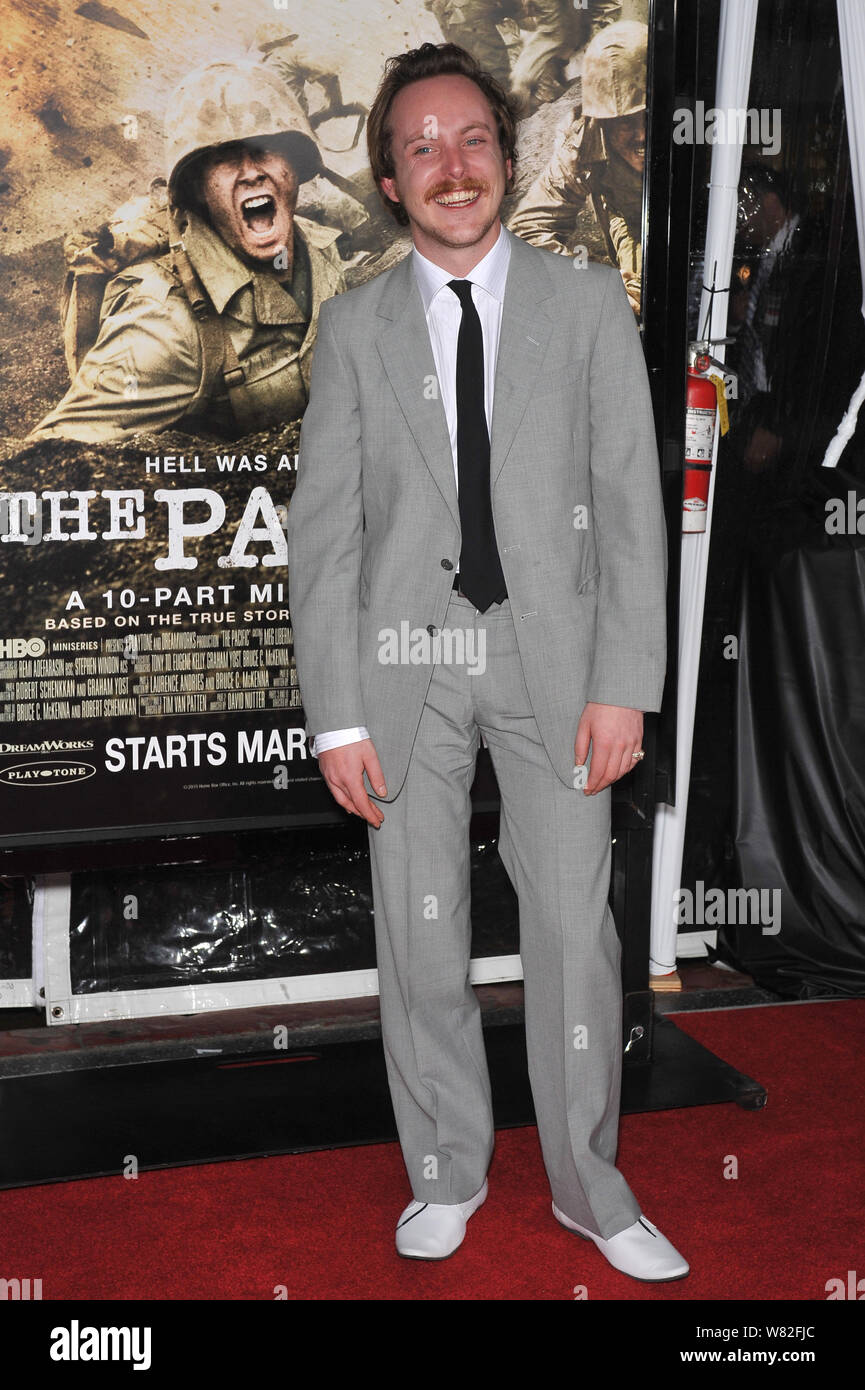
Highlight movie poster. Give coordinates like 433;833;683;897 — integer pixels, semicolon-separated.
0;0;649;847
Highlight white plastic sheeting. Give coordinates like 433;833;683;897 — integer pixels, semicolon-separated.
34;868;522;1025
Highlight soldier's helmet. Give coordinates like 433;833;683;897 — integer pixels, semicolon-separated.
581;21;647;119
165;60;322;210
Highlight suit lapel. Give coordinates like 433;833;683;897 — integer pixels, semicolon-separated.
490;230;556;487
375;229;557;525
376;254;460;531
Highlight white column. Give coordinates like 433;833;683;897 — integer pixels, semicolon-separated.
650;0;760;975
822;0;865;468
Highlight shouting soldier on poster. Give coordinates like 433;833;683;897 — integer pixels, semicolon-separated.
29;61;346;443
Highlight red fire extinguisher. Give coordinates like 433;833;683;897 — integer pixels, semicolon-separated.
683;348;718;533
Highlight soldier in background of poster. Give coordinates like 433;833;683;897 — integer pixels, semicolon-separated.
508;17;648;314
424;0;514;90
510;0;590;110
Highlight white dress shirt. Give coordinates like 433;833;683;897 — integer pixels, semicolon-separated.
311;224;512;757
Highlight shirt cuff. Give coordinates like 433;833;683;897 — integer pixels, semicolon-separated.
311;726;370;758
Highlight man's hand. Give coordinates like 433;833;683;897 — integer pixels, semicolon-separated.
317;737;387;827
575;702;644;795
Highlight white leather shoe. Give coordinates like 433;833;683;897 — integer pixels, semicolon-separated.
553;1203;690;1282
396;1180;488;1260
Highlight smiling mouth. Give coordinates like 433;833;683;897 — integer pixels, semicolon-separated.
432;187;482;208
240;193;278;235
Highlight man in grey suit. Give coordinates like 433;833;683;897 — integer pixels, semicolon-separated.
286;42;688;1282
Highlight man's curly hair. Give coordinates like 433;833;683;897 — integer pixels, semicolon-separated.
366;42;520;227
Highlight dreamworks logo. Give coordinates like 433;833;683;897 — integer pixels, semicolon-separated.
378;622;486;674
676;881;781;934
0;738;94;754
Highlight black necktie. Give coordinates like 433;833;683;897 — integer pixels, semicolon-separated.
448;279;507;612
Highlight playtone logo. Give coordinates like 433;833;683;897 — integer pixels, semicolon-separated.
0;760;96;788
50;1320;151;1369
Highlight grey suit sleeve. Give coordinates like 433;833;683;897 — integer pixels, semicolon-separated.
585;267;668;712
286;300;367;735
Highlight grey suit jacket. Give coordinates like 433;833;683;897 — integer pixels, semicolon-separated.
286;228;667;799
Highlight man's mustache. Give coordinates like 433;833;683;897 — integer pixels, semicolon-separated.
425;180;489;203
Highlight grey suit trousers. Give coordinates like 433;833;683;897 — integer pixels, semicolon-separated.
367;589;642;1241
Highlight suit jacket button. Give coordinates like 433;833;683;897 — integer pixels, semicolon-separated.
440;559;453;570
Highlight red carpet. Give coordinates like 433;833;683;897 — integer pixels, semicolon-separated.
1;1000;862;1300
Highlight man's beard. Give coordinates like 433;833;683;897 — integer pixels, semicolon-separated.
420;206;500;249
